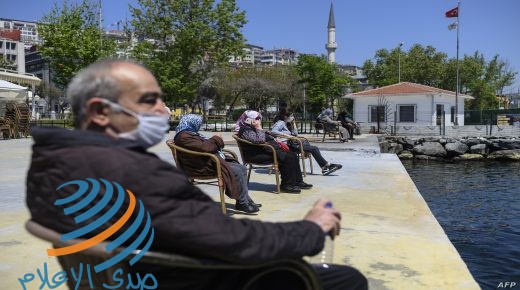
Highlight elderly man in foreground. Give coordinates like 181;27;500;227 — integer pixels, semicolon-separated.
25;59;367;290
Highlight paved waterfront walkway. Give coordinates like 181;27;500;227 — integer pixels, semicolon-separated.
0;132;479;289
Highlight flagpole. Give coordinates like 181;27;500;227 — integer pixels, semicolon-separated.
455;0;460;125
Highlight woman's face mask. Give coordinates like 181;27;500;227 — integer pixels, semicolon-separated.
286;115;295;123
101;99;170;148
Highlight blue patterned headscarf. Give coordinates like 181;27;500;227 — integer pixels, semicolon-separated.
176;114;203;134
176;113;227;159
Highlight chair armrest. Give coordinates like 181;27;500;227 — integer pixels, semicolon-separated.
223;149;238;160
166;140;223;175
173;144;222;161
233;135;279;166
283;135;306;155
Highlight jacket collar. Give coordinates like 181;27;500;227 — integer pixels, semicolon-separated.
31;127;145;150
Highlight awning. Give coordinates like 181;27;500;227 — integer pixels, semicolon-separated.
0;79;27;91
0;69;41;87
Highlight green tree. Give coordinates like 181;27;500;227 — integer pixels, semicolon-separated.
38;0;117;89
130;0;246;107
441;52;516;109
213;65;301;116
296;55;350;113
362;44;447;87
363;44;517;110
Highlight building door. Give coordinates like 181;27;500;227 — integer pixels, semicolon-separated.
436;104;445;125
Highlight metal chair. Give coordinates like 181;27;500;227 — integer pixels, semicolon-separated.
25;220;322;290
280;135;313;177
166;139;237;214
232;134;281;194
317;120;340;142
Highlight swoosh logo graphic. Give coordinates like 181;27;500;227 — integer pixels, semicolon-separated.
49;179;154;272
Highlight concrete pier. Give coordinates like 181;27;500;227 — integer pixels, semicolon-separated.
0;132;480;289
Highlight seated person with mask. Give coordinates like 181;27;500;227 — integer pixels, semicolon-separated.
236;110;313;193
174;114;260;213
26;59;367;290
272;109;342;175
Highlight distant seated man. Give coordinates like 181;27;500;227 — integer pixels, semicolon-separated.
26;59;367;290
318;108;350;142
174;114;260;213
337;111;358;140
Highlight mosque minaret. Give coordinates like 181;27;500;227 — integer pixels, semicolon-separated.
325;2;337;64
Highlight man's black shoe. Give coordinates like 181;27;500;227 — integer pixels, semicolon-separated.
280;185;301;193
235;202;259;213
297;181;313;189
322;164;342;176
249;200;262;208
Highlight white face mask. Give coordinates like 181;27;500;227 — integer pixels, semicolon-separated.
101;99;170;148
287;115;295;123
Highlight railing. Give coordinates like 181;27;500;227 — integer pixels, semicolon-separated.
465;108;520;125
201;118;322;134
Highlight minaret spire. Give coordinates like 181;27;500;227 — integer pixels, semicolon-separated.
326;2;337;63
328;3;335;29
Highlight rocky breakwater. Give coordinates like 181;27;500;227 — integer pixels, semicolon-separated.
379;136;520;161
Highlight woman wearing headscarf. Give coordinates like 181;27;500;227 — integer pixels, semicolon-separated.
318;108;350;142
271;109;343;175
174;114;260;213
237;110;313;193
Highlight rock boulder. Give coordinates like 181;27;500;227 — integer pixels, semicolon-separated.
445;141;469;156
497;139;520;150
463;138;481;147
415;155;443;161
453;154;485;161
487;149;520;161
398;150;414;159
413;142;447;157
470;144;487;155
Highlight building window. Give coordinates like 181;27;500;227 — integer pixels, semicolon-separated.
0;42;2;49
10;43;16;50
450;106;456;123
369;105;386;123
397;105;416;122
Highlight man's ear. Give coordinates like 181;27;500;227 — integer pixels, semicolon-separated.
86;97;111;127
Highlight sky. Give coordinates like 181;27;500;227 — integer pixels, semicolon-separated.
1;0;519;92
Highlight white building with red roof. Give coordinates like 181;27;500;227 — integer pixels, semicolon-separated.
345;82;474;126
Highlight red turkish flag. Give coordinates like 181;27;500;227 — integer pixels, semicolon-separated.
445;7;458;18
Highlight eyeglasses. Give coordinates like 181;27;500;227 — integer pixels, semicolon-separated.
138;92;163;105
99;99;137;117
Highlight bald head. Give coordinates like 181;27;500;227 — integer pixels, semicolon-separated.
67;59;153;128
